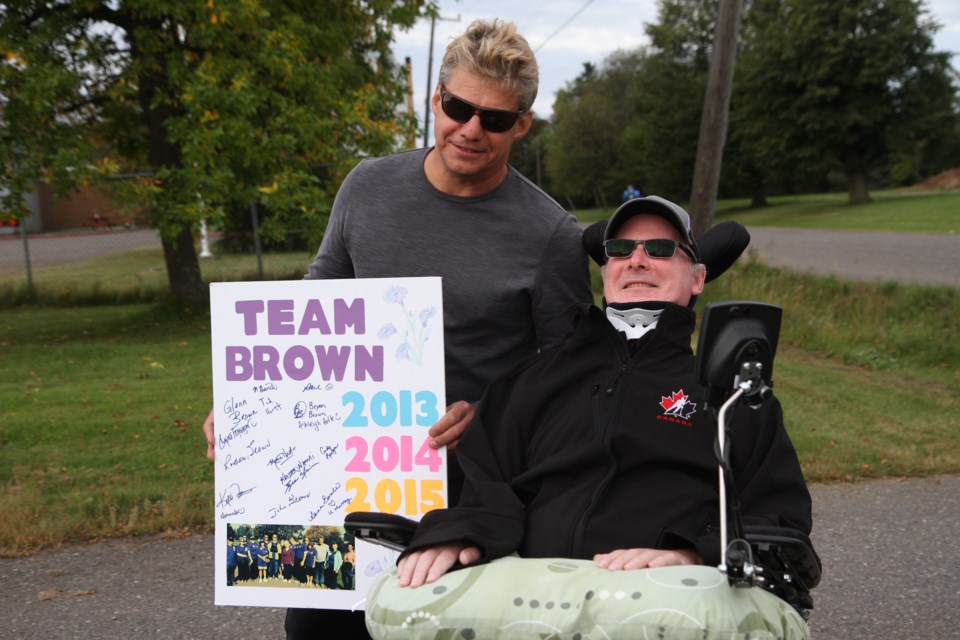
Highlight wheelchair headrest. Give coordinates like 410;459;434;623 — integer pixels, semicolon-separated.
583;218;750;283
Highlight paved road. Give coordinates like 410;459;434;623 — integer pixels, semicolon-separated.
0;228;160;276
4;475;958;639
2;226;959;288
746;227;960;288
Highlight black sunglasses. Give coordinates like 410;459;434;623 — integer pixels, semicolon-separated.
603;238;696;260
440;85;524;133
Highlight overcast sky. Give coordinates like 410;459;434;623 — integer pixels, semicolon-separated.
392;0;960;143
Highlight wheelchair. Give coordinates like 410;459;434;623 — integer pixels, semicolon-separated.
346;220;821;639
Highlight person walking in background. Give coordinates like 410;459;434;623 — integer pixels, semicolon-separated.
623;183;642;202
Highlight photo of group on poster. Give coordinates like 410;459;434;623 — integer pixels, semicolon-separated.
224;524;355;590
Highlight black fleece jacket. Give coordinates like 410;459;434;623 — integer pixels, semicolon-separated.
404;303;813;567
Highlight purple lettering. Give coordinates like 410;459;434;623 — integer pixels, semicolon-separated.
334;298;365;335
253;345;283;380
226;346;253;381
298;299;332;335
267;299;295;335
314;345;350;381
234;300;264;336
282;345;313;381
355;345;383;381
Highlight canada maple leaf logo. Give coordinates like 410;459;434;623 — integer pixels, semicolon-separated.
660;389;696;420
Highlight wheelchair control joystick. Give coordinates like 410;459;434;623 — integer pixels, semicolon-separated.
721;538;764;589
736;360;773;409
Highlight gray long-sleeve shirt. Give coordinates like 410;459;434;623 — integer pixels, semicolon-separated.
306;147;593;407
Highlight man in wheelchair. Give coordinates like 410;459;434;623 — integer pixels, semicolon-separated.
390;196;819;612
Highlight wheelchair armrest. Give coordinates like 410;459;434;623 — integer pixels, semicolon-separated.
744;525;822;611
345;512;418;552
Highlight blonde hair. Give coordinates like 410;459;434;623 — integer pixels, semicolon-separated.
438;19;539;111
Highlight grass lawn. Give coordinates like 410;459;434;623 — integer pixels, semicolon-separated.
1;187;958;557
0;304;215;554
573;188;960;234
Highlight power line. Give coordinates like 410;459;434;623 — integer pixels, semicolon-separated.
533;0;596;53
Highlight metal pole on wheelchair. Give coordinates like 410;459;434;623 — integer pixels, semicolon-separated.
717;360;772;589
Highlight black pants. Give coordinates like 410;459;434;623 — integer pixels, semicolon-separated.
285;608;370;639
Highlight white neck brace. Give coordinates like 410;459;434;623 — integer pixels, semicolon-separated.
605;304;664;340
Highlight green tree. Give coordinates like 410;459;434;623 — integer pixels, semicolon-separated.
542;1;720;209
623;0;718;203
547;54;650;210
733;0;957;204
508;114;550;193
0;1;428;301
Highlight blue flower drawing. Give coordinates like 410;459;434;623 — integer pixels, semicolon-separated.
379;286;438;365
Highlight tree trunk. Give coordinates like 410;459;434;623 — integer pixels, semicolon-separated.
162;225;205;302
750;177;768;208
688;0;745;236
593;186;608;211
132;14;205;302
846;170;871;205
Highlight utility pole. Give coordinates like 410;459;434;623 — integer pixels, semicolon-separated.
404;57;416;149
688;0;744;236
423;13;460;148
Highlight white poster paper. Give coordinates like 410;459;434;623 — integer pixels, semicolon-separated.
210;277;446;610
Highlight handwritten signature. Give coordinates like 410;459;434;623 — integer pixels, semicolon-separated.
217;416;258;451
266;445;295;468
279;454;318;494
246;439;271;457
216;482;257;509
308;482;345;520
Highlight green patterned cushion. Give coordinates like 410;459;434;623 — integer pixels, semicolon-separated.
365;556;810;639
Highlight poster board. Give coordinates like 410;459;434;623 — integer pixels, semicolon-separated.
210;277;446;610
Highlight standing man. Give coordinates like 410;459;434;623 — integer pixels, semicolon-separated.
205;17;592;639
314;536;330;588
291;18;591;636
236;535;251;583
268;533;281;581
226;536;237;586
300;16;591;469
292;534;307;585
342;544;356;591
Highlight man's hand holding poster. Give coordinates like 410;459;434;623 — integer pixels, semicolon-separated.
211;277;445;609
